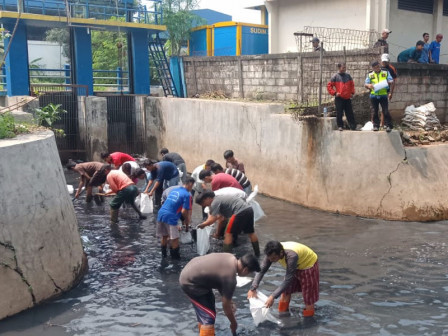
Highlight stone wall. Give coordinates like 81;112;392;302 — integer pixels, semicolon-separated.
148;97;448;222
183;53;448;125
389;63;448;123
0;131;87;320
183;51;380;104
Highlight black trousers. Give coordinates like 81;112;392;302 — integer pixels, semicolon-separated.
370;96;392;128
335;97;356;129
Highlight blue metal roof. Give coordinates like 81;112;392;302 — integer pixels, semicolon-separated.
191;9;231;26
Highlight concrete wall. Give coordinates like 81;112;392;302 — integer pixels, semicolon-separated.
148;97;448;221
184;53;448;124
388;0;437;61
79;96;108;161
0;131;86;320
266;0;367;53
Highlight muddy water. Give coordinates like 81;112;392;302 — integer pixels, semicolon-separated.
1;172;447;335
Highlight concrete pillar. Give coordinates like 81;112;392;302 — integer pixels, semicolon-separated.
129;30;150;95
0;131;87;320
433;0;443;35
4;23;29;96
72;27;93;95
82;96;108;161
265;0;279;53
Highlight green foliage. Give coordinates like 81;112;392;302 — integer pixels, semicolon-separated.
35;103;67;127
0;112;30;139
162;0;204;56
0;112;15;139
45;28;70;59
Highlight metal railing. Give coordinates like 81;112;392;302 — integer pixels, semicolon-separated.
93;68;129;93
0;0;163;25
0;65;7;96
26;65;129;93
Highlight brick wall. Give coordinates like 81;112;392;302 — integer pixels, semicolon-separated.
183;52;448;124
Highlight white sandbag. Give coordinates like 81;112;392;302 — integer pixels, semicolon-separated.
246;185;259;203
140;193;153;214
67;185;74;194
249;199;265;223
236;276;253;288
249;291;282;326
180;231;193;244
196;226;213;255
214;187;246;199
361;121;373;131
103;184;111;193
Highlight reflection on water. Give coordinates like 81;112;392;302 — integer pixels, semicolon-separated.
0;171;447;335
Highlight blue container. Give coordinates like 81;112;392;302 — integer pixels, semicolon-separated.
189;21;268;56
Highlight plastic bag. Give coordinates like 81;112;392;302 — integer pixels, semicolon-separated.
140;193;153;214
180;231;193;244
249;291;282;327
67;185;74;194
361;121;373;131
246;185;259;203
236;276;253;288
196;226;212;255
249;200;265;223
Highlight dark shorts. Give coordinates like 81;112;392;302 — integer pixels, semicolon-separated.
284;261;320;305
225;207;254;235
110;185;139;209
181;286;216;325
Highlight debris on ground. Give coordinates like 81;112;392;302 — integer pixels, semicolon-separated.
401;102;441;131
198;90;230;100
400;128;448;146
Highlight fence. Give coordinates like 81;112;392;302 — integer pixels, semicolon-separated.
294;26;380;52
97;94;146;155
0;0;163;25
30;84;88;161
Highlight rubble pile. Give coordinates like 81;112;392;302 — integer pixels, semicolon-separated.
401;102;441;131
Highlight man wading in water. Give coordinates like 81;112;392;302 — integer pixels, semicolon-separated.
248;240;320;317
180;253;260;336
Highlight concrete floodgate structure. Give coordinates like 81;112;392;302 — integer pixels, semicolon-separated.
149;97;448;222
0;131;87;320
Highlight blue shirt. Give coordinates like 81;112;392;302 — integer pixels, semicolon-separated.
157;187;192;225
429;41;441;64
397;47;422;63
150;161;179;182
419;43;430;63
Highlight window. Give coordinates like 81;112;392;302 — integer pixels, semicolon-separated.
444;0;448;16
398;0;433;14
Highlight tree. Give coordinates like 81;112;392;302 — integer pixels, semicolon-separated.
162;0;203;56
45;28;70;59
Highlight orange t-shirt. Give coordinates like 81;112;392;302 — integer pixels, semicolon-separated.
107;170;134;193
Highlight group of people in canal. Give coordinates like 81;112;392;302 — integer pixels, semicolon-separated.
67;149;320;336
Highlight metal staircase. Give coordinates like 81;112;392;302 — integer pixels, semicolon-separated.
148;33;178;97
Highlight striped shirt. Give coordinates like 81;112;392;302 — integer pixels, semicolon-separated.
225;168;250;188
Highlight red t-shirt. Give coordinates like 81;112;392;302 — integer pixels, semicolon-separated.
211;173;243;191
110;152;135;168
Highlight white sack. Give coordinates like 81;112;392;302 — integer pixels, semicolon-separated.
196;226;213;255
249;291;282;326
139;193;153;214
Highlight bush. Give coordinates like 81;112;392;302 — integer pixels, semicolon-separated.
0;112;15;139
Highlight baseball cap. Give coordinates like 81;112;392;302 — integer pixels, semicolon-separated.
382;29;392;34
310;37;320;43
381;54;390;62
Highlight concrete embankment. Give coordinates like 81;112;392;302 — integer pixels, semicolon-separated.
149;97;448;221
0;131;87;320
